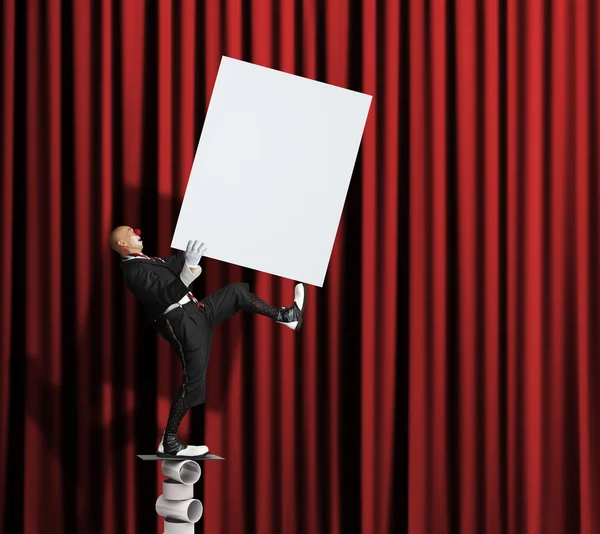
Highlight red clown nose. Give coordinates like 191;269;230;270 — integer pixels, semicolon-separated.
134;229;142;236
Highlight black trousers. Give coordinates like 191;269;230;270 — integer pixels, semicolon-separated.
153;282;252;408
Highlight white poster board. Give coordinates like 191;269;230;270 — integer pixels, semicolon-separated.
172;56;372;287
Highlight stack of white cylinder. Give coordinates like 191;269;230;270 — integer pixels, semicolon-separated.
156;460;204;533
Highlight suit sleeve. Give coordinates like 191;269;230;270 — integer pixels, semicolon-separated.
126;264;202;306
161;250;185;272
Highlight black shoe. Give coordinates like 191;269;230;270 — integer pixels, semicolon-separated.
276;283;306;331
157;432;209;458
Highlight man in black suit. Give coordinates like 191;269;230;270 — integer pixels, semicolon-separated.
110;225;305;457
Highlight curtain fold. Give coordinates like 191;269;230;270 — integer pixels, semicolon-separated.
1;1;599;533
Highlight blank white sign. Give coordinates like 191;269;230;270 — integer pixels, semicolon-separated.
172;56;372;287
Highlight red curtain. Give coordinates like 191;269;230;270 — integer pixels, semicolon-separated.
1;1;599;533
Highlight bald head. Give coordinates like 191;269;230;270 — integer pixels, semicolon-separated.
110;225;144;255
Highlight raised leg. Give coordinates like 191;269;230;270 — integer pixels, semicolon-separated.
202;281;306;331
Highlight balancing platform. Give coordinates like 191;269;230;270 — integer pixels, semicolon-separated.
139;452;223;529
137;454;224;461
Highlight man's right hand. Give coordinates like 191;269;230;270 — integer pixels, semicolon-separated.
185;240;207;267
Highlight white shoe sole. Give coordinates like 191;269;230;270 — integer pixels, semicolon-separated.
294;283;305;311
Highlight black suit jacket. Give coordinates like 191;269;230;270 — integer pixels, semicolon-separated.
120;251;196;322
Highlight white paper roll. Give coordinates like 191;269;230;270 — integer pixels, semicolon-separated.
164;517;196;533
163;479;194;500
161;460;201;485
155;495;203;523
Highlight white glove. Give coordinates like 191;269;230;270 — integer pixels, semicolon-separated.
184;240;207;267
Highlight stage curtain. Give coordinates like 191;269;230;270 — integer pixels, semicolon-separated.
1;1;598;533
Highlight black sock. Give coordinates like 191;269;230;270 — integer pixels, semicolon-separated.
244;292;282;320
165;395;189;435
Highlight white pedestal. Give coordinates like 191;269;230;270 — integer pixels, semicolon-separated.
156;460;203;533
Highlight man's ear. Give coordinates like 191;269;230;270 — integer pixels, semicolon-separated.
118;240;127;247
